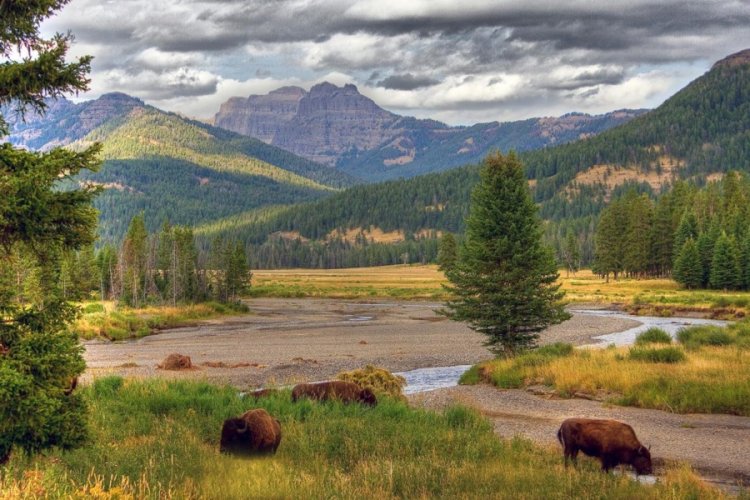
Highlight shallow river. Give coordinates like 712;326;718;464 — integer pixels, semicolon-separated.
398;309;730;394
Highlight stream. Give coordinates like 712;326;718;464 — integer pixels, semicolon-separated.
398;309;730;394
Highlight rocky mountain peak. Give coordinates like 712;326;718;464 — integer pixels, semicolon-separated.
712;48;750;69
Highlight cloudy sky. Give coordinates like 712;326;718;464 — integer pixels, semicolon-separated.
43;0;750;125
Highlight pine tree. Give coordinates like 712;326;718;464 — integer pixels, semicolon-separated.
437;233;458;272
594;199;626;281
673;210;699;266
442;152;569;356
562;230;581;277
709;233;741;290
121;214;148;307
673;239;702;289
0;0;98;464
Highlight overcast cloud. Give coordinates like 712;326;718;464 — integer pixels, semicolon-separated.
42;0;750;124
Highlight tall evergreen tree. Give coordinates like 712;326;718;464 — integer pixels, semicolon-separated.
709;233;741;290
0;0;98;464
442;152;569;356
121;214;148;307
562;230;581;277
673;239;702;289
673;210;699;265
437;233;458;272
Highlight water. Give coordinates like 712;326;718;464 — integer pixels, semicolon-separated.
570;309;729;347
396;365;473;395
399;309;730;394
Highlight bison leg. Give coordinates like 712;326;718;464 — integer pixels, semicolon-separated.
563;446;579;467
600;457;616;473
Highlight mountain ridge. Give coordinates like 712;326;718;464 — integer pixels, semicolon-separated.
214;83;647;181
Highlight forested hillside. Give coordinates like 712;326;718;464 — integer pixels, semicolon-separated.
203;49;750;268
4;93;358;241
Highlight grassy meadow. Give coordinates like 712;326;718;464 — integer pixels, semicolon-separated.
251;265;750;317
249;265;449;300
462;322;750;416
73;301;249;341
0;377;722;499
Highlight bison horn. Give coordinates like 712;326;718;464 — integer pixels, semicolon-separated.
237;421;248;434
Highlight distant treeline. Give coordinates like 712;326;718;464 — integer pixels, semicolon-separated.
0;214;252;307
593;171;750;289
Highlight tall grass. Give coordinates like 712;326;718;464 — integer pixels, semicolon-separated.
73;301;249;340
0;378;721;498
467;336;750;415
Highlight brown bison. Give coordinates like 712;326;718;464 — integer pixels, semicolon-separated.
64;377;78;396
291;380;377;406
557;418;652;475
220;409;281;456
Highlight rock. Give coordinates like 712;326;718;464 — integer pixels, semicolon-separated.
158;353;193;370
215;82;399;166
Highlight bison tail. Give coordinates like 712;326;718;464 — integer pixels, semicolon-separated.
556;426;563;446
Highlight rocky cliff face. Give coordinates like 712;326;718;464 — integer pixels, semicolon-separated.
215;86;305;143
216;82;399;165
214;82;647;179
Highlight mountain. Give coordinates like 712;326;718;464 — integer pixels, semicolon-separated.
214;82;646;181
3;93;358;241
206;48;750;268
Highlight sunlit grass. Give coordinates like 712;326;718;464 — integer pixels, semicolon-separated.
73;301;249;341
250;265;750;317
0;378;723;499
465;325;750;415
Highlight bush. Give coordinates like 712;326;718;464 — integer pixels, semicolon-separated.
336;365;406;399
82;302;105;314
534;342;574;357
628;347;687;363
677;325;733;348
635;328;672;345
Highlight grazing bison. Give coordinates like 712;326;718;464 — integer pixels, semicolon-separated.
291;381;377;406
158;353;193;370
220;409;281;456
557;418;652;475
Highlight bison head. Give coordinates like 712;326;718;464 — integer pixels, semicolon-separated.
632;445;653;475
219;417;249;454
358;388;378;407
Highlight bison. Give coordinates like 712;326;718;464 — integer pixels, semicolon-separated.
291;380;377;406
220;408;281;456
557;418;652;475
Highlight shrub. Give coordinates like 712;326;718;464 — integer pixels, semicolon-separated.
677;325;733;348
534;342;574;357
82;303;105;314
628;347;687;363
635;328;672;345
336;365;406;399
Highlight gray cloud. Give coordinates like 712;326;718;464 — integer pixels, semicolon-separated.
377;73;440;90
41;0;750;122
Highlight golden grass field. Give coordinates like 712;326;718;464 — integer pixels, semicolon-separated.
252;265;750;316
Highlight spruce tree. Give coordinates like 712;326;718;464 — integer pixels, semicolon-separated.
437;233;458;272
673;239;702;289
442;152;569;356
673;210;698;266
0;0;98;464
709;233;741;290
562;230;580;277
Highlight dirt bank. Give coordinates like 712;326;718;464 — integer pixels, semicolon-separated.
83;298;639;388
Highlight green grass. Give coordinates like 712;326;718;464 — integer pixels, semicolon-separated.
635;328;673;345
0;378;721;498
465;322;750;415
628;346;686;363
74;301;249;340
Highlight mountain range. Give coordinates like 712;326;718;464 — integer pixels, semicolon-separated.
215;82;646;182
207;48;750;267
3;93;356;240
